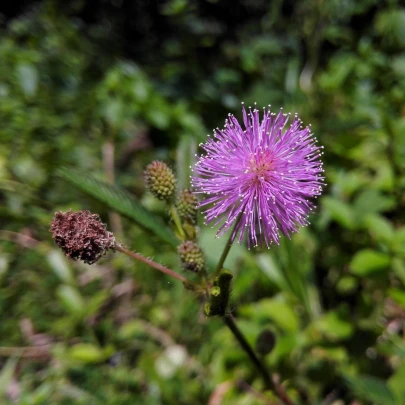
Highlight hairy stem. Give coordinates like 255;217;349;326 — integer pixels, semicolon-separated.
115;244;191;284
223;315;295;405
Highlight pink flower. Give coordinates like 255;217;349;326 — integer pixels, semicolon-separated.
192;104;324;248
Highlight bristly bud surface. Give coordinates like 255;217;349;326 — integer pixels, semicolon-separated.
144;161;176;201
50;210;115;264
176;189;198;224
177;241;205;273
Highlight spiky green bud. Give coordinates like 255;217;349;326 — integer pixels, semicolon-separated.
177;241;205;273
144;161;176;201
176;189;198;224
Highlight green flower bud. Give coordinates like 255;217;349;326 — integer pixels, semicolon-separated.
177;241;205;273
210;286;221;297
144;161;176;201
204;302;212;317
176;189;198;224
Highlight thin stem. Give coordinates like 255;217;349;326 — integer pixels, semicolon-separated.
115;244;190;284
0;346;51;359
224;314;272;388
237;379;278;405
223;314;295;405
213;213;243;277
169;204;186;240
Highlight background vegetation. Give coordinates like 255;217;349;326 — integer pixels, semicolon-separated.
1;0;405;404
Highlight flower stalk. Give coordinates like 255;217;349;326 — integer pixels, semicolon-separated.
169;204;186;240
223;314;295;405
213;212;243;278
212;214;295;405
115;244;191;285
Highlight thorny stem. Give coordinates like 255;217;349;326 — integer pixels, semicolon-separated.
169;204;186;240
115;244;193;285
213;212;243;278
223;315;295;405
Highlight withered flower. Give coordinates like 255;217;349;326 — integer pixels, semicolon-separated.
50;210;115;264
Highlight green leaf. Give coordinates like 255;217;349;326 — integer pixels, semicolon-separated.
68;343;109;364
388;288;405;309
313;310;354;341
199;227;244;270
239;298;299;332
175;135;197;190
56;285;85;315
46;249;75;285
350;249;391;276
344;375;397;405
363;213;395;243
336;276;358;294
322;197;356;229
0;357;18;399
353;190;395;218
375;9;405;48
56;167;177;247
393;227;405;257
392;258;405;285
389;362;405;403
85;291;110;317
16;62;38;97
255;253;289;292
268;334;300;365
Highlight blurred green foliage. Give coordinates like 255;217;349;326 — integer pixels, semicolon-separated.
1;0;405;404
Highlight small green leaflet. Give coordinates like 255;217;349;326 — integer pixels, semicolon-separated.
56;167;177;247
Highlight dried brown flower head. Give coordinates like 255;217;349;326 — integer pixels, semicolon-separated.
50;210;115;264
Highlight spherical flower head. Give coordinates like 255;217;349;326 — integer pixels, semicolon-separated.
50;210;115;264
176;189;199;224
144;161;176;201
178;241;205;273
192;104;324;249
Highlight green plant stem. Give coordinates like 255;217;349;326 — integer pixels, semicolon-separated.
214;212;294;404
169;204;186;240
223;314;295;405
213;213;243;277
115;244;191;284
